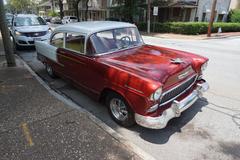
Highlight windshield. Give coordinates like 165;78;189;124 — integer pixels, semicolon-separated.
90;27;143;54
15;16;46;26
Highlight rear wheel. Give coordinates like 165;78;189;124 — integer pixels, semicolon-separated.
106;92;135;127
45;63;56;78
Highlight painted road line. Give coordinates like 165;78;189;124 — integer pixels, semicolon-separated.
21;122;34;147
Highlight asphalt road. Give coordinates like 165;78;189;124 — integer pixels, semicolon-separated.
17;36;240;160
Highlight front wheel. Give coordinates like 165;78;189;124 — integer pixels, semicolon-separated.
106;92;135;127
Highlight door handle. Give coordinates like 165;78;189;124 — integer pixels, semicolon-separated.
58;50;66;54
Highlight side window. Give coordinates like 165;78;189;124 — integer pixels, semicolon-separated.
51;33;64;48
65;33;85;54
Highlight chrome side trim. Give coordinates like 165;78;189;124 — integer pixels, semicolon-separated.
159;74;198;106
124;84;144;94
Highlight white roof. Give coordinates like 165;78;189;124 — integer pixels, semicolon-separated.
54;21;136;36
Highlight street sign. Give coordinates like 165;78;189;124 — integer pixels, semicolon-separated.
153;6;158;16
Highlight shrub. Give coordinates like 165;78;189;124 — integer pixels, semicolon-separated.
137;22;240;35
48;11;59;17
230;9;240;22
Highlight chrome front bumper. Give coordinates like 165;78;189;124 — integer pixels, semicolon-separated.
135;81;209;129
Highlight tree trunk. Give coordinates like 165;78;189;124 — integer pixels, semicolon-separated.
0;0;16;67
59;0;64;19
85;0;89;21
51;0;54;12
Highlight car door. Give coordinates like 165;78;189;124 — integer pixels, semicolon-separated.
56;32;106;95
41;32;66;76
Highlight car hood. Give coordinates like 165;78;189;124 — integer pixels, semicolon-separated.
15;25;48;33
100;45;197;87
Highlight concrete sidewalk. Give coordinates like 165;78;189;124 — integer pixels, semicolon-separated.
0;56;143;160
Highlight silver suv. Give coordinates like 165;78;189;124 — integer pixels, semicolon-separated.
11;14;51;50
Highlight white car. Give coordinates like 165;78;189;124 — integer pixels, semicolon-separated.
11;14;51;49
62;16;78;24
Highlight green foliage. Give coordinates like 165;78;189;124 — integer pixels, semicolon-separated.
7;0;31;13
137;22;240;35
48;11;59;17
111;0;145;22
230;9;240;22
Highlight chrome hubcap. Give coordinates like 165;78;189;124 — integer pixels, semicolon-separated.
110;98;128;121
46;65;53;75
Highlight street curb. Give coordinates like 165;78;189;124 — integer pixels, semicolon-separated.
17;55;156;160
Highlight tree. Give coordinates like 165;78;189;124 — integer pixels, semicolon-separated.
58;0;64;19
7;0;31;13
111;0;145;23
230;9;240;22
74;0;81;21
85;0;89;21
0;0;16;66
51;0;54;12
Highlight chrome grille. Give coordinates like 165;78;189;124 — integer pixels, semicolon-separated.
23;31;47;37
160;75;197;106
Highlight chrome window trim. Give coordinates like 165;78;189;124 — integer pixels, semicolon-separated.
159;74;198;106
87;27;144;56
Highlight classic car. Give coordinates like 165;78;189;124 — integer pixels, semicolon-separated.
35;21;209;129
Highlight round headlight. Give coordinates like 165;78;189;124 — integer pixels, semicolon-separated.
201;62;208;72
150;87;162;101
15;31;22;36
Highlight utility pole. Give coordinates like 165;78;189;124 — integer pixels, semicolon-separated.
147;0;151;34
0;0;16;67
207;0;217;37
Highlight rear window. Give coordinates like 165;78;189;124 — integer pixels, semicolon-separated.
65;33;85;53
70;17;77;20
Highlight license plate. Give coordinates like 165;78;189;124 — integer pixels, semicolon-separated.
33;38;41;41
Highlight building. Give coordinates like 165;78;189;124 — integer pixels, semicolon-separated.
78;0;108;21
38;0;235;22
109;0;198;23
62;0;108;20
38;0;60;17
230;0;240;9
157;0;198;22
62;0;75;16
196;0;231;22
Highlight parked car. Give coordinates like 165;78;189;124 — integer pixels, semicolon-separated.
5;13;13;27
105;17;134;23
43;16;52;23
35;21;209;129
11;14;51;50
51;17;62;24
62;16;78;24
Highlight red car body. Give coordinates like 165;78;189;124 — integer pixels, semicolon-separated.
36;22;209;129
